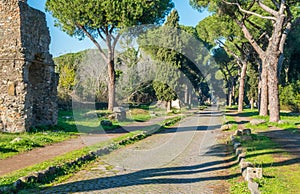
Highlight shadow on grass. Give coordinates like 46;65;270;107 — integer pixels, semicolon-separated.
258;129;300;157
225;110;258;118
245;150;285;160
0;148;18;153
259;157;300;168
225;120;249;125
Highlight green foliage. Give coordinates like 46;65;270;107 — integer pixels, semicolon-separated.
46;0;174;38
153;81;177;102
54;51;86;107
140;10;182;103
192;0;300;116
128;108;151;122
284;19;300;83
279;81;300;112
140;9;215;104
46;0;174;110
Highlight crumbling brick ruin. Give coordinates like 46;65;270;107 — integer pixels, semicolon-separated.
0;0;58;132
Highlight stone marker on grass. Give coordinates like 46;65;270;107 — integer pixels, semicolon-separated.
242;128;252;136
250;119;266;125
244;167;263;182
113;107;127;121
234;129;243;136
221;124;233;131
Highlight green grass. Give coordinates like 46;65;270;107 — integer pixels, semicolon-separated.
127;108;152;122
229;134;300;194
0;131;76;159
227;108;300;193
162;116;183;127
198;105;207;110
0;107;156;160
226;105;238;110
243;110;300;133
0;130;145;190
223;115;238;131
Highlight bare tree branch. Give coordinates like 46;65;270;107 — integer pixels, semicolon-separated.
105;26;113;60
222;0;277;20
279;0;286;14
76;24;107;61
245;19;270;40
234;19;265;58
97;28;105;42
257;0;278;16
112;33;121;57
109;25;115;34
279;21;292;53
271;0;280;9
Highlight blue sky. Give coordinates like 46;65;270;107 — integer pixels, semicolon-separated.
27;0;209;57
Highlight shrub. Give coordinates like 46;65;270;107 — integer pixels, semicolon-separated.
279;80;300;112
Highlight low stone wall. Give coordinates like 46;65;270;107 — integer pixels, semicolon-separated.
230;129;262;194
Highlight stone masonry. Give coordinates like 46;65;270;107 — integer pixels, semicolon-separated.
0;0;58;132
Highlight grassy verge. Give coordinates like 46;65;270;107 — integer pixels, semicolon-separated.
0;107;157;159
226;108;300;193
0;131;77;160
0;115;185;192
229;134;300;193
223;115;238;131
242;109;300;133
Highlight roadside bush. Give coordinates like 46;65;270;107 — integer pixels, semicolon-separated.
279;80;300;112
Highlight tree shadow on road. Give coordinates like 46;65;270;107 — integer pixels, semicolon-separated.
41;162;239;193
40;144;239;193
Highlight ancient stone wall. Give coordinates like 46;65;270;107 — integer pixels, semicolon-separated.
0;0;58;132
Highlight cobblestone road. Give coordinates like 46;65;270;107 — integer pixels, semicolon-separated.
40;107;236;194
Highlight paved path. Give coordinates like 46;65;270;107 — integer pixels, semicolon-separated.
40;107;235;193
0;115;175;176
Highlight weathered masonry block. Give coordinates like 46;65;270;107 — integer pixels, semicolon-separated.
0;0;58;132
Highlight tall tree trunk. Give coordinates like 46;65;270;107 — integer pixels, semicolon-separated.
260;61;268;116
107;60;116;111
238;62;247;112
188;88;192;107
267;57;280;122
167;101;171;112
257;62;262;111
250;97;254;110
184;84;189;104
232;84;235;105
228;87;232;107
265;15;287;122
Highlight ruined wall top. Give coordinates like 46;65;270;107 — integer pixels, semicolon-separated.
0;0;23;59
0;0;27;4
0;0;53;64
